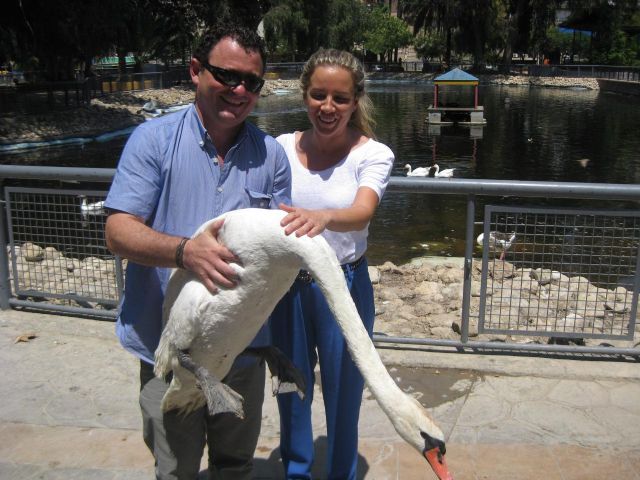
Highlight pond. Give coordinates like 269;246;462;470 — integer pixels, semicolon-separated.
3;82;640;265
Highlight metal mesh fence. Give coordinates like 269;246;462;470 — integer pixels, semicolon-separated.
0;167;638;356
5;187;122;310
478;205;640;340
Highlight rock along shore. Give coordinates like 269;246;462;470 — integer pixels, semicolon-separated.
11;242;639;352
1;74;597;145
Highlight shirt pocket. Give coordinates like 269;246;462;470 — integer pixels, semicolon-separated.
246;189;272;209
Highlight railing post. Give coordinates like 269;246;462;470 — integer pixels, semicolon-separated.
460;194;476;346
0;191;12;310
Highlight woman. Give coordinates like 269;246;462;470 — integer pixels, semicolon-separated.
270;48;394;480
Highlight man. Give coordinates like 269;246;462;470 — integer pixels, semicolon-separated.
105;24;291;480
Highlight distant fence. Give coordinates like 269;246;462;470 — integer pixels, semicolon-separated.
3;62;639;113
0;165;638;359
0;69;191;114
402;61;640;81
527;64;640;82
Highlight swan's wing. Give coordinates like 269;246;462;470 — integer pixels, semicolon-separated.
161;271;208;350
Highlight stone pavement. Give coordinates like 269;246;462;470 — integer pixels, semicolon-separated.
1;309;639;479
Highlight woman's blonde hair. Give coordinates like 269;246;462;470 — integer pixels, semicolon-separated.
300;48;376;139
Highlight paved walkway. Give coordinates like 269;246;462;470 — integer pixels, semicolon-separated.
1;309;639;479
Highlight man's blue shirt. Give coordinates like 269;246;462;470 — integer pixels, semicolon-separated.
105;104;291;364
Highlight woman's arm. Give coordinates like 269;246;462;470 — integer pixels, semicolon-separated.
278;186;379;237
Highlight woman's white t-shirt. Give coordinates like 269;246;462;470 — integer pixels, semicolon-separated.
276;132;394;264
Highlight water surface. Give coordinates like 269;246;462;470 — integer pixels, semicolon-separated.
3;83;640;265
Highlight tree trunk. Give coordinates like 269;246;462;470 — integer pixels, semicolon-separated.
83;55;94;77
472;16;485;69
117;49;128;77
501;0;526;74
444;28;452;68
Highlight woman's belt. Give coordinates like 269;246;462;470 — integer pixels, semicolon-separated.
296;256;365;284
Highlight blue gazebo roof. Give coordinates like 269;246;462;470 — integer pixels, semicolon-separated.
434;68;479;84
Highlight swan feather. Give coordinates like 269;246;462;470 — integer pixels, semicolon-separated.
155;208;452;478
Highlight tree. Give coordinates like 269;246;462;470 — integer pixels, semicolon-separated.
456;0;496;69
413;30;446;63
327;0;367;52
399;0;462;66
264;0;360;59
0;0;122;80
363;5;412;63
528;0;562;62
500;0;527;68
262;0;309;60
566;0;639;65
301;0;330;55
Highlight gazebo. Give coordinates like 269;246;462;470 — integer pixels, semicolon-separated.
427;68;486;125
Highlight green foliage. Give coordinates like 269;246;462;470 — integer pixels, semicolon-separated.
0;0;126;79
544;27;590;62
593;29;639;65
563;0;639;64
0;0;270;79
327;0;368;52
413;31;446;61
3;0;639;79
263;0;309;60
363;5;412;61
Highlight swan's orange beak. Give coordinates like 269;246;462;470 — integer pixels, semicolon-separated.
424;446;453;480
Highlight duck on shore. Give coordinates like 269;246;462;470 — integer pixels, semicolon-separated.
476;231;516;260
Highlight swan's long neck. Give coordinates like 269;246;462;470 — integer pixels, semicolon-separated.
303;246;404;412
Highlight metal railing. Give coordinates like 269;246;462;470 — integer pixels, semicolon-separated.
396;62;640;81
527;64;640;82
0;166;118;317
380;178;640;357
0;166;638;357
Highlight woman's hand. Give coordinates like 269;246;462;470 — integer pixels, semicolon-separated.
279;204;330;237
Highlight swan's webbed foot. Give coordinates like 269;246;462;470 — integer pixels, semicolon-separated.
176;350;245;418
243;346;306;400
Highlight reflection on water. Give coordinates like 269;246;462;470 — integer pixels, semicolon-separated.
364;83;640;266
2;83;640;266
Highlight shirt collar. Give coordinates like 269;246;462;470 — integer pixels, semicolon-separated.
189;104;250;151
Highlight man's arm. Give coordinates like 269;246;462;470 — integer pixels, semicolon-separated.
106;212;239;293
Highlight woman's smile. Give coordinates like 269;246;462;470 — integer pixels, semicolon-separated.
305;65;357;138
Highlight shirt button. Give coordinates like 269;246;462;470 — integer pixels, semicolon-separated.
217;187;223;192
199;140;205;147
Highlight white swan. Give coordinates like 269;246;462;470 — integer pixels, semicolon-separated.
428;164;455;178
477;231;516;260
155;208;453;480
405;164;430;177
79;195;106;220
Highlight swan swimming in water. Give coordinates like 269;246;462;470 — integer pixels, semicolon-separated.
155;208;453;480
428;164;455;178
477;231;516;260
405;164;430;176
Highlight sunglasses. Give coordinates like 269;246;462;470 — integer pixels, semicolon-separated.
200;61;265;94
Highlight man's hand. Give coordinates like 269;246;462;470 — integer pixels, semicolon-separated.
181;218;240;293
279;204;329;237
